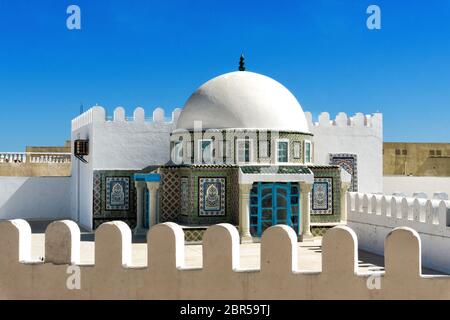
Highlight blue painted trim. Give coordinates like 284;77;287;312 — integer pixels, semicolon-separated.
250;182;301;237
134;173;161;182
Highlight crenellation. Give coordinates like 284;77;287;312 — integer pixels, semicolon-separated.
260;225;298;274
384;227;422;280
202;224;240;272
95;221;132;268
147;222;185;271
318;112;331;127
71;106;180;132
304;111;382;131
153;107;165;123
0;219;31;264
348;192;450;275
349;192;450;227
113;107;126;122
335;112;349;127
133;107;145;123
322;226;358;275
45;220;80;265
1;219;450;299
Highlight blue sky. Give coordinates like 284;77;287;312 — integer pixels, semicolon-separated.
0;0;449;150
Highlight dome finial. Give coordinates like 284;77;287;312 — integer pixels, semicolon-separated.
239;54;246;71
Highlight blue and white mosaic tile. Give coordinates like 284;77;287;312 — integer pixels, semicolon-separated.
106;177;130;210
198;177;226;216
311;177;333;215
329;153;358;192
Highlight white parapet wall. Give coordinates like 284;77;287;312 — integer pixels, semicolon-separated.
71;106;181;170
70;106;181;230
384;176;450;198
1;220;450;299
347;192;450;274
304;111;383;194
0;177;71;220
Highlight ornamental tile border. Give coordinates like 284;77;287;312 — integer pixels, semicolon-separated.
311;177;333;215
329;153;358;192
105;177;130;211
198;177;226;216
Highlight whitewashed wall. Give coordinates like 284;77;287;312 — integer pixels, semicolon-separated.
0;177;70;220
71;108;97;230
347;192;450;274
384;176;450;198
70;106;181;230
305;112;383;194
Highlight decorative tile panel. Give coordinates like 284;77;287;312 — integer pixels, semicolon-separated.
106;177;130;210
198;177;226;216
308;166;341;223
159;169;180;222
329;154;358;192
311;177;333;215
92;170;137;229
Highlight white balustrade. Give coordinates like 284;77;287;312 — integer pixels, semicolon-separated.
0;152;71;164
348;192;450;234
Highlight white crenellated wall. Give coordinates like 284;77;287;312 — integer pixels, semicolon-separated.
70;106;181;230
304;111;383;193
383;176;450;199
2;220;450;299
71;106;181;170
347;192;450;274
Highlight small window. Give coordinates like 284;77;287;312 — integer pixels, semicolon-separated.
395;149;401;155
237;139;252;163
402;149;407;156
198;139;213;164
293;142;302;159
304;141;312;163
277;140;289;163
437;150;442;156
430;150;435;156
172;141;183;164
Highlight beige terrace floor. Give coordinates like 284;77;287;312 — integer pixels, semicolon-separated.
27;220;442;275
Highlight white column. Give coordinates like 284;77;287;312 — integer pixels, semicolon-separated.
300;182;313;241
340;182;351;224
239;183;253;243
134;181;146;234
146;181;160;228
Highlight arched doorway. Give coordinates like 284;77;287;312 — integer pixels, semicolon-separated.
249;182;300;237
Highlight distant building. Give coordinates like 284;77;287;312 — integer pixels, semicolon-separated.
25;140;71;154
0;141;71;177
383;142;450;176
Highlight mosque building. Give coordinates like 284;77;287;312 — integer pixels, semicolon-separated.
71;58;382;242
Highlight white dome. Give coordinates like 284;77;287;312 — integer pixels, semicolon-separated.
176;71;310;133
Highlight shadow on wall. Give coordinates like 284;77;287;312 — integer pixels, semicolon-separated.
418;158;450;176
0;177;71;220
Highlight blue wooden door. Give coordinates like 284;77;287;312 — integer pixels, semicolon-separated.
250;183;300;237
